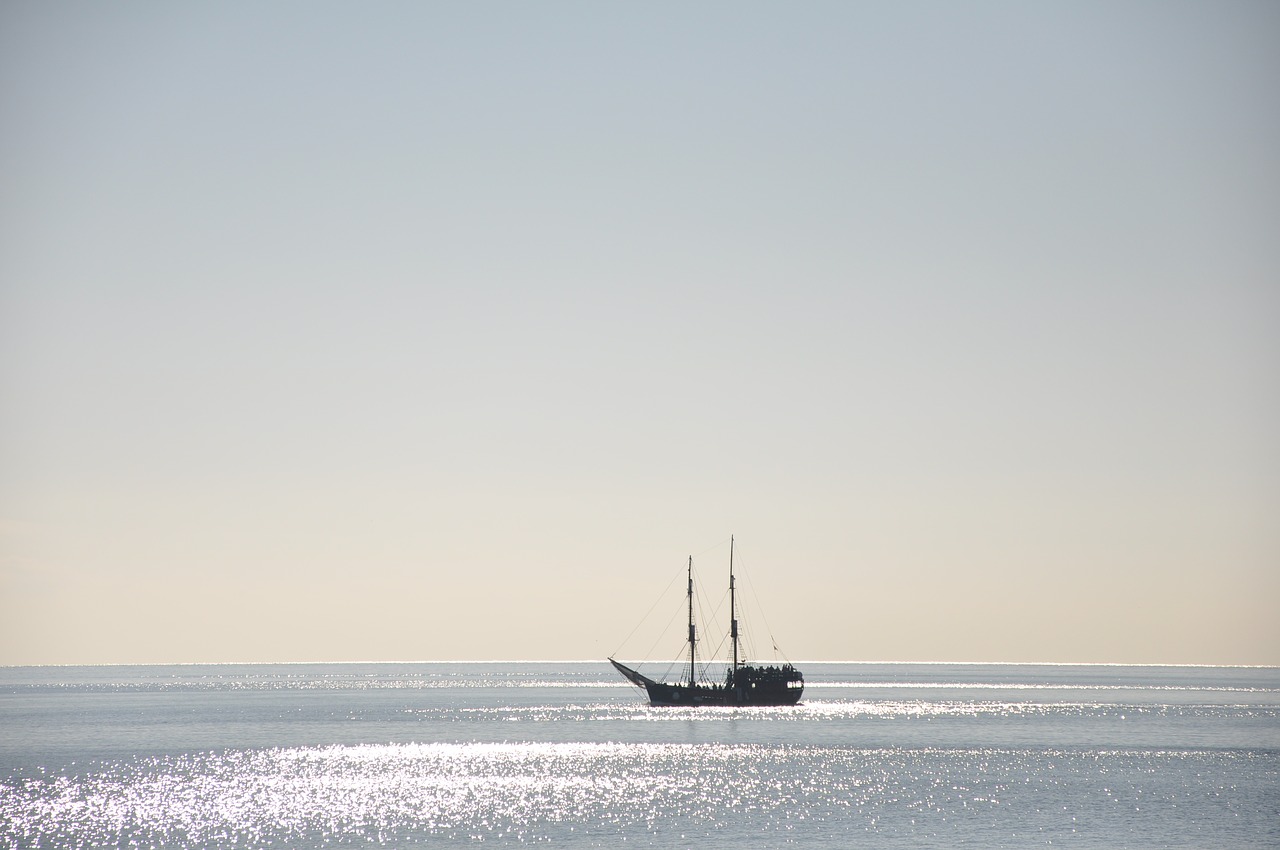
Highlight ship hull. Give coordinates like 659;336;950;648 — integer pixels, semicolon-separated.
610;659;803;707
643;680;802;707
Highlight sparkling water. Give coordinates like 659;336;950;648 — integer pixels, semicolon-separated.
2;662;1277;847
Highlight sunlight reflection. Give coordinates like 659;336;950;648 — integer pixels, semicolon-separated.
2;741;1264;848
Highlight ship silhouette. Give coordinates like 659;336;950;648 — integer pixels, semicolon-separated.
609;537;803;706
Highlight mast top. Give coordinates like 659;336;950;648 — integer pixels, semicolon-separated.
730;535;739;679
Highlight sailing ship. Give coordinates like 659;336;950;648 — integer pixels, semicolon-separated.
609;538;804;706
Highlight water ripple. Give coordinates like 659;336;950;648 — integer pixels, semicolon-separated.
4;743;1276;848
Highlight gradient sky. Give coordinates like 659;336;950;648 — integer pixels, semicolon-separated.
2;2;1277;666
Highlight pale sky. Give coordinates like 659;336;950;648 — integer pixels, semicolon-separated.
2;2;1277;666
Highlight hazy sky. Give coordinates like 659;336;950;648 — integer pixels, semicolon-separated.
2;2;1277;666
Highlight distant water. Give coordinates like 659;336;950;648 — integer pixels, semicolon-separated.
2;662;1277;848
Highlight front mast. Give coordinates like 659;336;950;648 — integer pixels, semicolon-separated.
730;535;739;687
687;556;696;688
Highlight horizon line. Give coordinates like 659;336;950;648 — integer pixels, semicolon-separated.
3;659;1277;670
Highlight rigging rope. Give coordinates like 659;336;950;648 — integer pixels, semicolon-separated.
742;566;791;663
610;568;683;659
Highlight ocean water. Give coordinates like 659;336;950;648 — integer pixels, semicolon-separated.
1;663;1277;848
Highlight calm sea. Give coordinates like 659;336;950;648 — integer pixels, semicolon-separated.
1;662;1277;848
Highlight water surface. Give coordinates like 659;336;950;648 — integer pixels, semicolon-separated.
2;662;1277;847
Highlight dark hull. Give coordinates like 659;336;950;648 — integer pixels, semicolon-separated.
643;680;802;707
610;659;803;707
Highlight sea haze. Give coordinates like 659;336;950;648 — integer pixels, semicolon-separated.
1;662;1277;848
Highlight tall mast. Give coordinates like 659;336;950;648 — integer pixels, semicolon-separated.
730;535;739;682
687;556;696;688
